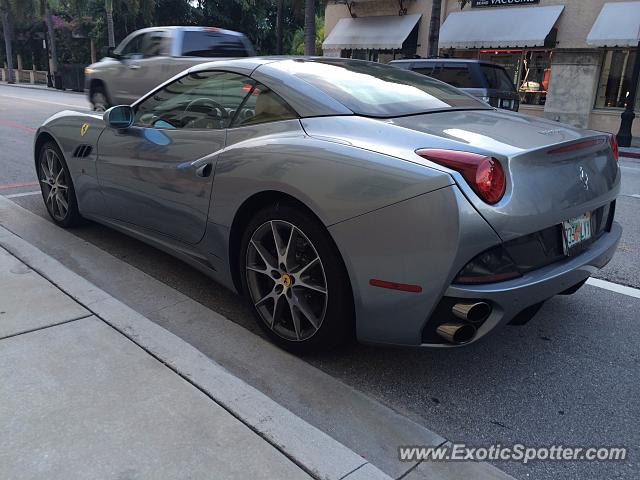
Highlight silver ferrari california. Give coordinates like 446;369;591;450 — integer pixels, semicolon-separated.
34;57;621;352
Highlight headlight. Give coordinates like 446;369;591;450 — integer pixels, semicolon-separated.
84;67;94;74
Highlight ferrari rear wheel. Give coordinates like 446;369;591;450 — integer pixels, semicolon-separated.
240;204;354;353
38;142;81;227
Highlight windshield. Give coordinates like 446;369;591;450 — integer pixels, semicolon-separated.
480;65;516;92
273;59;489;117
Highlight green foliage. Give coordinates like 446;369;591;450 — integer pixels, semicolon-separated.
0;0;322;68
290;14;322;55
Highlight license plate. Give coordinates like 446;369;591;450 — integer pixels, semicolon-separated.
562;212;592;255
501;99;513;109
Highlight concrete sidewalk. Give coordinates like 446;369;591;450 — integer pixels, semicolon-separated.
0;80;84;95
0;238;388;480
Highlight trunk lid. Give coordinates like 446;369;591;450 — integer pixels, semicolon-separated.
389;110;620;240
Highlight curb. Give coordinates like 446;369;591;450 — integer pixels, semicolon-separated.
0;223;391;480
0;81;85;95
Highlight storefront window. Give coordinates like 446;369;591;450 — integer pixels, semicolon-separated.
595;49;640;112
478;49;552;106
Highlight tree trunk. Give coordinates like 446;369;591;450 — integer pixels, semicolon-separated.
276;0;283;55
90;38;97;63
427;0;442;58
1;3;14;83
106;0;115;48
43;2;59;77
303;0;315;56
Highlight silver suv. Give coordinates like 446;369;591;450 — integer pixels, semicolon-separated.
390;58;519;112
85;26;255;110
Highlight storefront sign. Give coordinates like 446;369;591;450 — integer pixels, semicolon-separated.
472;0;540;7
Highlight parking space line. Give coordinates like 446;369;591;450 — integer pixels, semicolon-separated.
620;165;640;173
587;278;640;299
4;191;41;199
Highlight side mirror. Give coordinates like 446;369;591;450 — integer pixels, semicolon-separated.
104;46;120;59
103;105;134;129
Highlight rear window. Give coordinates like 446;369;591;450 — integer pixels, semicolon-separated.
417;65;477;89
274;59;488;117
181;31;249;58
480;65;516;92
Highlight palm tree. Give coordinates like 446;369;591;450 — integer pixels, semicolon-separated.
105;0;114;48
303;0;314;55
40;0;59;81
428;0;470;58
0;0;14;83
276;0;283;54
427;0;441;58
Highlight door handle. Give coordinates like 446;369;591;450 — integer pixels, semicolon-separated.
196;163;212;178
128;64;141;70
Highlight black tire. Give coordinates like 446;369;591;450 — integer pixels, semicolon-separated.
90;84;111;111
239;203;354;354
37;141;82;228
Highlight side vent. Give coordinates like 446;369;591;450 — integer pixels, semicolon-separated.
72;144;93;158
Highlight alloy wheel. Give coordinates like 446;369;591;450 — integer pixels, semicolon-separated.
245;220;328;342
39;148;70;221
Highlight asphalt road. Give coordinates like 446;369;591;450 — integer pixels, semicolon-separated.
1;83;638;480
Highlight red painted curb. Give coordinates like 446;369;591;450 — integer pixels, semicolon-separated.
0;181;39;190
620;150;640;160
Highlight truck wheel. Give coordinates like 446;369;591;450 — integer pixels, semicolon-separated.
90;85;110;111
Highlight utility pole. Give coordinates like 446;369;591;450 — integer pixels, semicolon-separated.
616;40;640;147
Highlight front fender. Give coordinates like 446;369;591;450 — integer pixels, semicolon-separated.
34;111;106;215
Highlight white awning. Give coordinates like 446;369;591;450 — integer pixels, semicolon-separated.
322;14;421;50
439;5;564;49
587;2;640;47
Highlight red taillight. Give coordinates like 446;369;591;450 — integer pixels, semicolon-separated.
609;134;619;162
416;149;506;204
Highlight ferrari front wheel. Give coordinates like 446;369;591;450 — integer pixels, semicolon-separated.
240;204;354;353
38;141;82;228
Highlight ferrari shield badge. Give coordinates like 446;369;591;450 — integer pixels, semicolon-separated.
80;123;89;137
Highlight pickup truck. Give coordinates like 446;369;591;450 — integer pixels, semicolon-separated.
84;26;256;110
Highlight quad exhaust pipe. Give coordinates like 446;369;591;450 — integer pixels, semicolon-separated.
452;301;491;324
435;302;492;345
436;323;477;345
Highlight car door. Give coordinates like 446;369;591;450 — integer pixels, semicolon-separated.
96;70;255;245
130;30;174;100
111;31;150;104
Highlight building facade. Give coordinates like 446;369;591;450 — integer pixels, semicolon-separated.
323;0;640;141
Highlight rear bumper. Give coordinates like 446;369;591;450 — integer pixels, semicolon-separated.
424;221;622;347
